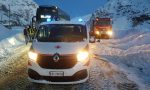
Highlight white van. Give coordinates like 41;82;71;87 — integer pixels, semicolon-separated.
28;21;90;84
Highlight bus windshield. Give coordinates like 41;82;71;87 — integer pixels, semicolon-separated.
36;6;70;22
36;24;87;42
37;7;58;22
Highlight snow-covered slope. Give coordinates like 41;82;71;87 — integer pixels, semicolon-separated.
92;0;150;31
92;31;150;89
0;24;24;41
0;0;38;25
0;24;9;34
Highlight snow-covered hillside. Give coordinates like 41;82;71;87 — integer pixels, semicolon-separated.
0;0;38;26
92;0;150;31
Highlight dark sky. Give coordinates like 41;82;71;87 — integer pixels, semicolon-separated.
34;0;107;18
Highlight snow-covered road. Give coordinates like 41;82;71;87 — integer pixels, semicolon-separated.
0;43;139;90
0;25;149;90
0;45;30;89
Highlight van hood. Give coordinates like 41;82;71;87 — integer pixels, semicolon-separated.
32;42;88;55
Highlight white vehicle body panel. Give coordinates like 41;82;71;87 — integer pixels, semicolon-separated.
32;42;88;55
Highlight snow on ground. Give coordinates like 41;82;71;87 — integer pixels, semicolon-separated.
93;30;150;89
0;25;25;61
0;24;140;89
0;18;149;89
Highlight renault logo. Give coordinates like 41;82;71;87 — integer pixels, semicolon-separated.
53;54;60;62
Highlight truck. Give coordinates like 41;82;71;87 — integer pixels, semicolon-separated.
90;17;113;40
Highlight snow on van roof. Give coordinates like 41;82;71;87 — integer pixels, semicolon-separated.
40;21;85;25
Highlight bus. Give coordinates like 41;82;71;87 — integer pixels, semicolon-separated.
32;5;70;26
90;17;113;40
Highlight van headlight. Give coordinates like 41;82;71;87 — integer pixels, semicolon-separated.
77;51;89;62
28;51;38;62
107;30;113;36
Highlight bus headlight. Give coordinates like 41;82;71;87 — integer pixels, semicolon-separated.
77;51;89;62
28;51;38;62
107;31;113;36
40;15;44;18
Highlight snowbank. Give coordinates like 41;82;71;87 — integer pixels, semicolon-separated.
93;31;150;89
0;25;25;59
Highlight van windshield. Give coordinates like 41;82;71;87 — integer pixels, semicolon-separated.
36;24;87;42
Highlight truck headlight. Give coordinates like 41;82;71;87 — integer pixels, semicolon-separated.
95;31;100;35
28;51;38;62
107;31;113;36
77;51;89;62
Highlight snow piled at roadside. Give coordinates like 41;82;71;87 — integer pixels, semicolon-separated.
0;25;25;59
94;30;150;89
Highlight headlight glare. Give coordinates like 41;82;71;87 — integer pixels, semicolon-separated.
95;31;100;35
28;51;38;62
107;30;113;36
77;51;89;62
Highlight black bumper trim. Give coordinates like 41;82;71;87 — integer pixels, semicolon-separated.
28;69;88;82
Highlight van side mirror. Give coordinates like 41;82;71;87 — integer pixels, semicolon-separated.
33;39;38;42
32;16;36;22
31;16;36;28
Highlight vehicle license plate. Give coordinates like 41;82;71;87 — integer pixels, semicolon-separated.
49;71;64;76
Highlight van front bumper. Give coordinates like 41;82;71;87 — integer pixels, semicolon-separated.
28;60;90;84
28;68;88;84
